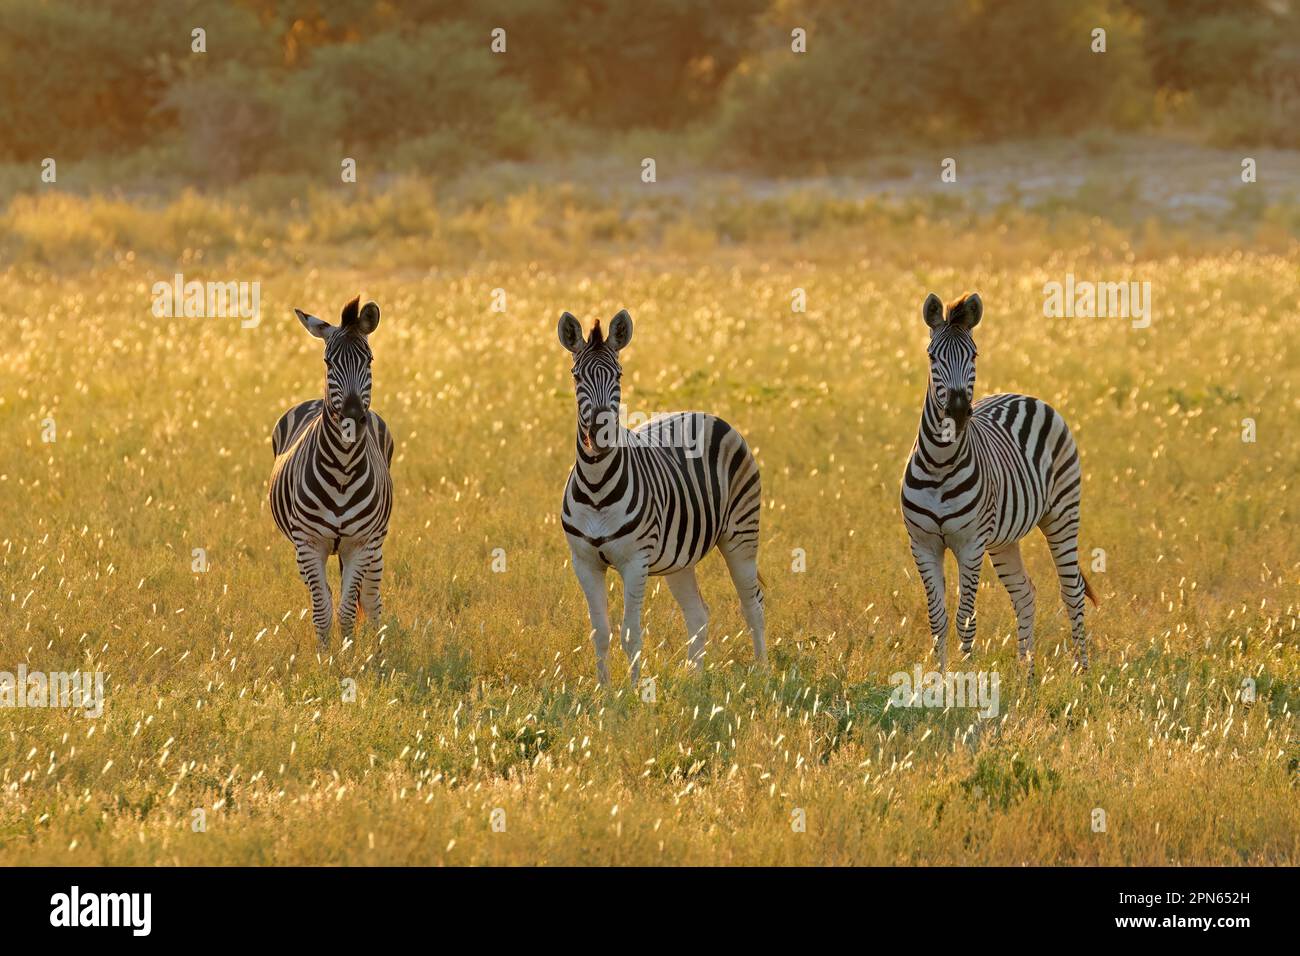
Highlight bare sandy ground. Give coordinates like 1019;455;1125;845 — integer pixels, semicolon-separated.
471;133;1299;220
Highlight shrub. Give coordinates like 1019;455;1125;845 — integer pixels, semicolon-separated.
714;0;1151;171
0;2;159;160
295;23;527;155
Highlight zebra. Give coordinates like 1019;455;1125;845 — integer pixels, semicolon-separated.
270;296;394;648
900;292;1096;675
557;309;765;686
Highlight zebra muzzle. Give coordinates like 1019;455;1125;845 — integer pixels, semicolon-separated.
944;395;971;427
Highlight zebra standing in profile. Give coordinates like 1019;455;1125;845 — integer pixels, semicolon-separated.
270;296;394;648
557;310;765;686
900;292;1096;674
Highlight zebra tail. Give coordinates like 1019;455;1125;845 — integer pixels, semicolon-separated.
1082;572;1099;607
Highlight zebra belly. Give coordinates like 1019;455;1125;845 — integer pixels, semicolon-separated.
564;521;706;578
566;527;651;575
562;495;677;571
984;498;1046;549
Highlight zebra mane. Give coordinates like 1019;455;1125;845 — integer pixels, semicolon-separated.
340;296;360;326
588;319;605;348
945;292;982;332
945;294;973;321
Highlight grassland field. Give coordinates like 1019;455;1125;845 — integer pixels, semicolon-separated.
0;157;1297;864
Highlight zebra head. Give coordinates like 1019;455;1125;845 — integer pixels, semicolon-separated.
557;309;634;455
295;296;381;439
922;292;982;432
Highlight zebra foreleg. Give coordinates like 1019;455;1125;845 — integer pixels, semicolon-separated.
359;541;385;624
336;539;371;643
909;537;949;671
618;561;650;687
989;542;1036;675
294;536;334;649
573;556;612;686
665;566;710;672
954;546;984;660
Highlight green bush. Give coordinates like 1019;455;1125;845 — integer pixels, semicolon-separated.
0;2;158;160
296;23;525;151
1208;86;1300;149
163;63;305;183
161;22;529;181
0;0;1293;178
0;0;275;162
714;0;1151;171
488;0;768;128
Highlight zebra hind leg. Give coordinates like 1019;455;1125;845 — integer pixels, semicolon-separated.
1040;510;1089;672
720;541;765;667
988;542;1037;677
294;536;334;649
665;566;710;672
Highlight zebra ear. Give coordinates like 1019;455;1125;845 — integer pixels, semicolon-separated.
295;308;334;339
607;309;633;351
558;311;584;353
350;300;380;335
948;293;982;331
922;293;944;329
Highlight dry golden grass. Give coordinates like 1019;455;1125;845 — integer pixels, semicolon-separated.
0;181;1297;864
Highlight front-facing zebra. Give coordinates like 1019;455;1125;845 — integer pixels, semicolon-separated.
558;310;765;685
901;292;1096;674
270;296;394;648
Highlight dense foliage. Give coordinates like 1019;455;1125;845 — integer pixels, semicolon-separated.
2;0;1296;176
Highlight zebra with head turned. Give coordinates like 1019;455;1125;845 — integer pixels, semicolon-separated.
270;296;394;648
901;292;1096;675
557;310;765;686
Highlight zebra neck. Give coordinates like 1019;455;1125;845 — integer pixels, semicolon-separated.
913;391;967;475
574;428;627;484
319;412;369;465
